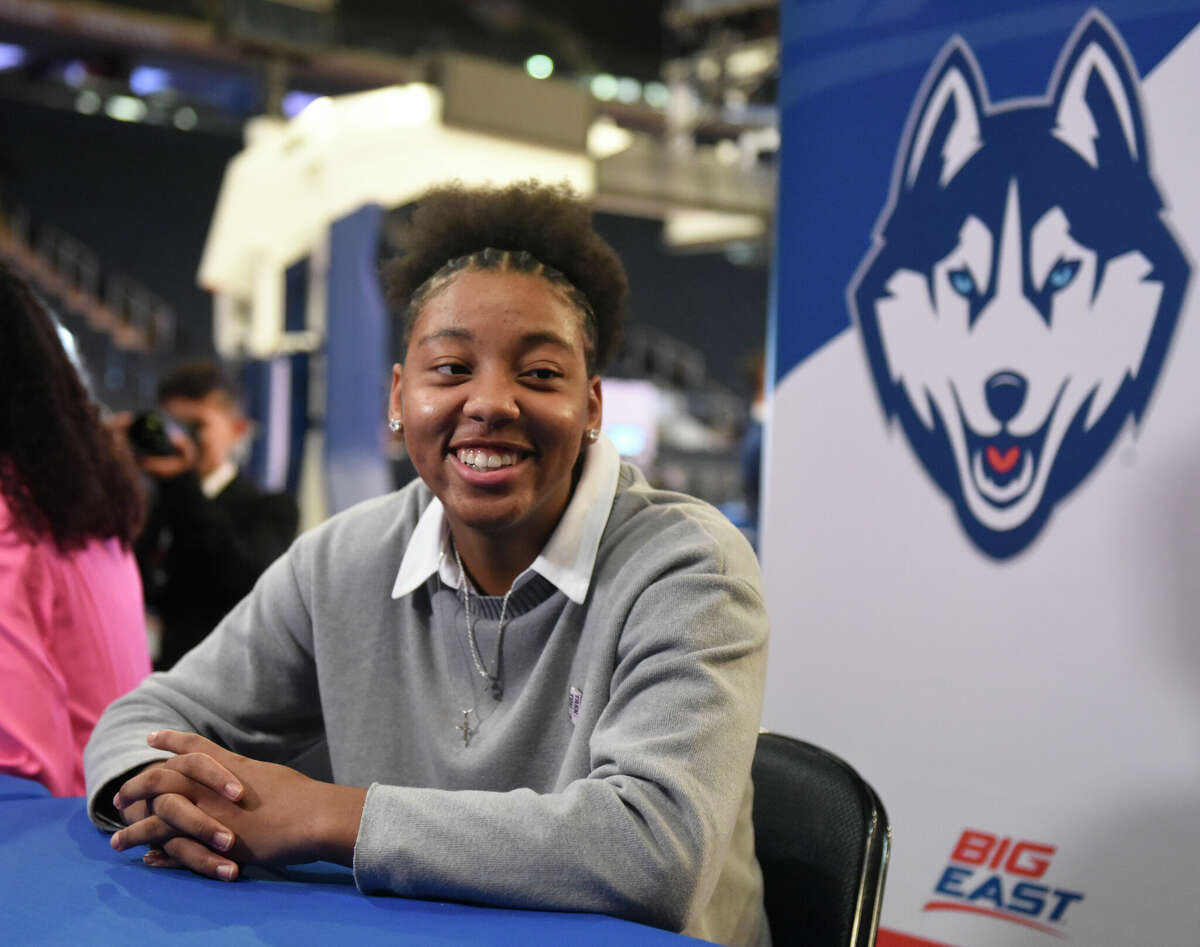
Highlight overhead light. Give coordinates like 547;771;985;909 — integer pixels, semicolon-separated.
129;66;170;96
525;54;554;80
590;74;618;101
587;116;634;160
63;60;88;87
643;81;670;109
105;95;148;123
0;43;26;71
615;78;641;104
75;90;102;115
173;106;198;130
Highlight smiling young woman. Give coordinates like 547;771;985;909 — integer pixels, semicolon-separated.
392;266;602;595
85;181;772;947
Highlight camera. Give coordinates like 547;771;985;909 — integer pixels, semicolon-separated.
127;411;189;458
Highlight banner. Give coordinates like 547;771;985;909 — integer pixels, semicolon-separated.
764;4;1200;945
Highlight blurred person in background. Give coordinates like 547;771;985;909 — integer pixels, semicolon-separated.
86;182;770;947
131;361;299;670
0;263;150;796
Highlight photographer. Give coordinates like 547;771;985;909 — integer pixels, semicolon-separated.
131;361;298;670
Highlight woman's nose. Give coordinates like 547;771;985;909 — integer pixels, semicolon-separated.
463;372;519;424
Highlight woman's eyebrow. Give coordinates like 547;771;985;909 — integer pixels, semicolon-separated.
416;328;576;353
416;327;473;347
521;331;575;353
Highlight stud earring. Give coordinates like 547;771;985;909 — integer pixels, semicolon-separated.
585;428;600;442
388;417;403;434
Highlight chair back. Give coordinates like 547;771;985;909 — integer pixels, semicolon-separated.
751;731;891;946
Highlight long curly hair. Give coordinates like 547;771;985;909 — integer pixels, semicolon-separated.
383;180;628;373
0;264;144;550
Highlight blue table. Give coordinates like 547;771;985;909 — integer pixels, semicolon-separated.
0;775;707;945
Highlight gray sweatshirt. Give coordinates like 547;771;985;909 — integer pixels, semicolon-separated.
85;464;770;946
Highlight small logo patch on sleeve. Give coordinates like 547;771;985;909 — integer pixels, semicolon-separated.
567;686;583;725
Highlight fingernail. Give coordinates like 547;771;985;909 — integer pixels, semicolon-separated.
224;783;242;800
112;792;123;809
147;731;159;743
214;832;233;851
217;864;237;881
110;833;122;850
143;851;164;865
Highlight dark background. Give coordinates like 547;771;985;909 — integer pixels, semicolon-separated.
0;97;768;394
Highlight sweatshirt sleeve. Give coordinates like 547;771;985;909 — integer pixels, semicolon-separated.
352;514;768;933
83;545;325;829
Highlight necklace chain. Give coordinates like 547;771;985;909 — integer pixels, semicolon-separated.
454;544;512;703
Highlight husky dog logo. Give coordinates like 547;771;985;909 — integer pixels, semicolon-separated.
849;11;1189;559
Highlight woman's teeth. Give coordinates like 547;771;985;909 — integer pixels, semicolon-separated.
457;448;519;470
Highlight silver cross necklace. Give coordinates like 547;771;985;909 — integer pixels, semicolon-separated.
453;543;514;746
455;709;475;747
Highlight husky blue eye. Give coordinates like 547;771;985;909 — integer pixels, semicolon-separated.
1048;259;1080;291
948;268;976;297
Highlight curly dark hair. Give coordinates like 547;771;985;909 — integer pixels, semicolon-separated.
383;180;628;373
0;265;144;551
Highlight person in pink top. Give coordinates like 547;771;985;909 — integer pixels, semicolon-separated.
0;263;150;797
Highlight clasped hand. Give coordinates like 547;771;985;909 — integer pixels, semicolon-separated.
110;731;359;882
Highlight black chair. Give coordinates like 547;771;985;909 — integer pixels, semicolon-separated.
751;731;891;946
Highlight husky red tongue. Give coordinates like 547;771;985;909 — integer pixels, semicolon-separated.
986;444;1021;473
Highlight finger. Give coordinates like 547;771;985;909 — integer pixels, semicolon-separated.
143;847;182;869
139;733;244;800
162;836;239;882
111;813;173;851
147;729;221;758
117;798;150;827
112;797;235;854
150;792;236;853
114;764;192;810
114;762;235;811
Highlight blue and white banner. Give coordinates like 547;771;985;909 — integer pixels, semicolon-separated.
764;4;1200;945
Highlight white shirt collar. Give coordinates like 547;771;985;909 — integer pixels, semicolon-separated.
392;433;621;605
200;461;238;499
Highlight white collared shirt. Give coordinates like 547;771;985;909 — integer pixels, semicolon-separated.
391;433;621;604
201;461;238;499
